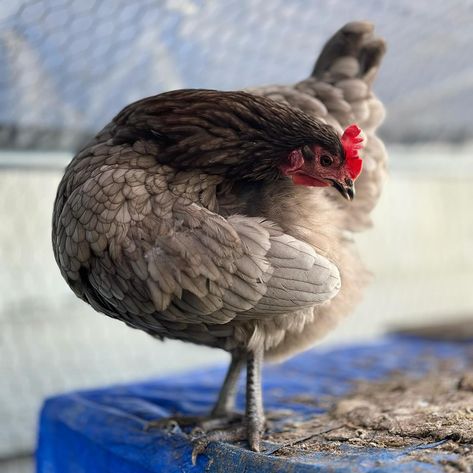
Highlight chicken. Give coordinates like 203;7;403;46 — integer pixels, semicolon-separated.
52;21;386;454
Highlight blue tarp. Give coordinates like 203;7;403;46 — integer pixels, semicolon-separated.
36;336;471;472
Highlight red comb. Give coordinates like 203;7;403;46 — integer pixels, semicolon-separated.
341;124;363;180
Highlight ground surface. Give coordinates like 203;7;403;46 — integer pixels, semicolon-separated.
267;352;473;472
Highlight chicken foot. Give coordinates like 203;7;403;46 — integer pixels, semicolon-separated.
145;350;245;433
146;348;267;459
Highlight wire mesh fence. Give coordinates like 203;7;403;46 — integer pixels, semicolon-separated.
1;0;473;150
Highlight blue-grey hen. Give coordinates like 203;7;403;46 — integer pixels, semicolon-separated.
52;21;386;454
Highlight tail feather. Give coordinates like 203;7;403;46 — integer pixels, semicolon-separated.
312;21;386;83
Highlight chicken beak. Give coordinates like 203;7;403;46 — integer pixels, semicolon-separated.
331;180;355;201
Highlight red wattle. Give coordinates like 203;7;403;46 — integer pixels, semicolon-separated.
348;158;363;180
292;173;329;187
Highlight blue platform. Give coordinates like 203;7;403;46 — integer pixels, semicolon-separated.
36;336;471;472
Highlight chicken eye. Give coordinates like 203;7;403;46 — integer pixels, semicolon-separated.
320;155;333;167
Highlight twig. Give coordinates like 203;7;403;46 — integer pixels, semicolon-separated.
265;422;347;455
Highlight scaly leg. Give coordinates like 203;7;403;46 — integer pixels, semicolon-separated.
245;347;265;451
211;351;245;416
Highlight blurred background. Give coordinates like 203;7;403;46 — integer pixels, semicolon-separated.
1;1;472;471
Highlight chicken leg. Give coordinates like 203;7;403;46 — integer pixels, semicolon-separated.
148;348;265;462
211;351;245;416
245;347;265;451
190;347;265;461
145;351;245;434
201;348;265;450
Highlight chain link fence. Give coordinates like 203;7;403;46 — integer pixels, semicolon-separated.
1;0;473;150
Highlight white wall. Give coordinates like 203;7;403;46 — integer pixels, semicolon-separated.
332;144;473;342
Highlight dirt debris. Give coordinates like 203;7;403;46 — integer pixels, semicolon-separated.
266;364;473;471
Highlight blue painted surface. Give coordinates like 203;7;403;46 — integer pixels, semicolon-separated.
36;336;471;472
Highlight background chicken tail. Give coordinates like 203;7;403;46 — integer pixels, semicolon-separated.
311;21;386;88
